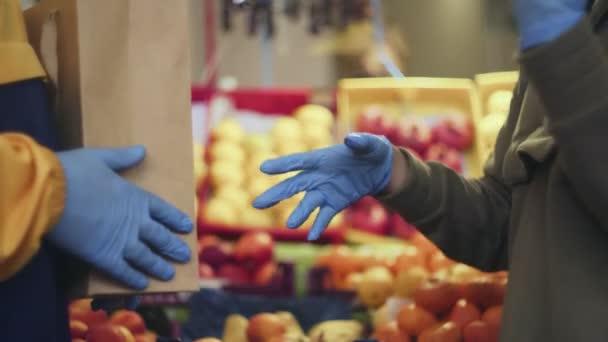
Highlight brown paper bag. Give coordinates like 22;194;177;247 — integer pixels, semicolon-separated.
24;0;199;295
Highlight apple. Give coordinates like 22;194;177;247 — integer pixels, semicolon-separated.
253;262;278;286
413;277;460;314
234;232;274;270
487;90;513;115
463;276;506;309
449;299;481;330
372;321;412;342
214;185;251;210
72;339;86;342
70;320;88;339
244;134;274;155
272;117;303;146
478;112;507;151
209;140;246;165
197;235;221;257
449;263;481;284
424;143;463;172
328;212;344;228
209;160;246;189
301;125;333;151
198;263;215;279
239;207;275;229
392;117;433;154
357;267;394;308
345;272;364;290
391;214;417;239
428;252;456;272
202;198;239;226
211;118;245;144
276;142;308;156
247;177;276;202
397;303;437;336
217;264;251;285
394;265;429;298
393;246;426;272
418;321;461;342
355;106;396;137
200;242;234;269
350;203;390;235
463;320;496;342
432;114;474;151
482;306;503;331
294;104;334;130
68;300;108;329
246;313;287;342
134;332;157;342
110;310;146;335
87;324;135;342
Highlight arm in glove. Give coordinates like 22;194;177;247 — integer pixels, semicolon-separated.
513;0;586;49
253;133;392;241
48;146;193;290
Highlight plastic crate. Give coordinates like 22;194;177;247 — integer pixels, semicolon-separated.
337;77;484;178
474;71;519;116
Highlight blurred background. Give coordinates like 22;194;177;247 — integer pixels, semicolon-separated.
188;0;517;87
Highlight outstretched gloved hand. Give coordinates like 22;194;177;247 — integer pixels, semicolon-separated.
513;0;586;49
253;133;393;241
48;146;192;290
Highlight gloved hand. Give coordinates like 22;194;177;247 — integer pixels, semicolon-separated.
48;146;192;290
513;0;586;49
253;133;393;241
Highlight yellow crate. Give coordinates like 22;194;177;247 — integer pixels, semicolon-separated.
474;71;519;116
337;77;484;177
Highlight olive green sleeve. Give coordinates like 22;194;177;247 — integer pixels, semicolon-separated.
378;148;511;272
520;19;608;232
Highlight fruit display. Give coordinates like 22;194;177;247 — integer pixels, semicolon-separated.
198;232;282;287
346;196;417;238
345;104;476;237
191;312;364;342
474;71;518;161
477;89;512;160
354;105;474;174
68;299;157;342
370;271;506;342
195;104;345;242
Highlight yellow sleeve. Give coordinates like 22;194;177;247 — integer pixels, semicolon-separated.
0;133;65;281
0;0;46;84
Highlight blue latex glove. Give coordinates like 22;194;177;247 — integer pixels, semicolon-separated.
48;146;193;290
513;0;586;49
253;133;392;241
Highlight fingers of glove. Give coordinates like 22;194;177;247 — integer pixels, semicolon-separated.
307;206;337;241
90;146;146;171
344;133;378;154
140;220;191;263
103;260;149;290
286;191;324;228
260;150;322;175
253;173;313;209
147;191;193;234
124;242;175;281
